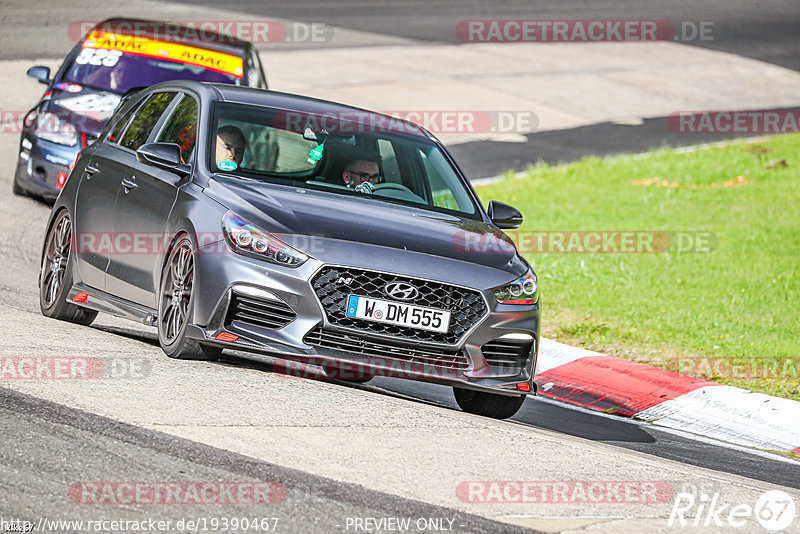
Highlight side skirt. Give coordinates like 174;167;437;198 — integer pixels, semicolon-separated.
66;284;158;326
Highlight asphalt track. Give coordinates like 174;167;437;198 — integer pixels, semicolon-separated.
227;353;800;491
164;0;800;72
1;1;799;532
0;387;533;534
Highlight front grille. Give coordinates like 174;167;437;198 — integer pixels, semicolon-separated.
225;294;296;330
481;339;532;369
311;266;487;345
304;327;470;370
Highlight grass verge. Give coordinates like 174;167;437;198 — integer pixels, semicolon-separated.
475;134;800;401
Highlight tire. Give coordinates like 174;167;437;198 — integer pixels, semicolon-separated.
157;234;221;361
453;387;526;419
39;210;97;325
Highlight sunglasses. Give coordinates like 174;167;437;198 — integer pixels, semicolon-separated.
346;170;382;183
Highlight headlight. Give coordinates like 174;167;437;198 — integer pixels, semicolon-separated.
30;111;78;146
222;211;308;267
493;270;538;305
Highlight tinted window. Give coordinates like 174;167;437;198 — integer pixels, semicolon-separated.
119;92;176;151
418;147;474;214
210;103;479;218
157;95;198;162
107;101;139;143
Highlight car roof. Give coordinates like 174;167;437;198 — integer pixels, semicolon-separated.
89;18;252;57
203;82;431;139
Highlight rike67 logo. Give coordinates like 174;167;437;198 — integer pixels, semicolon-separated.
669;489;796;531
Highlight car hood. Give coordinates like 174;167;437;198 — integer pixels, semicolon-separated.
203;177;525;273
46;86;122;136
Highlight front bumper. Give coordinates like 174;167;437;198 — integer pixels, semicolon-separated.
15;135;80;200
186;243;540;396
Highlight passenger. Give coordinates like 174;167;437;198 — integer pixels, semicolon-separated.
215;125;247;166
341;149;382;194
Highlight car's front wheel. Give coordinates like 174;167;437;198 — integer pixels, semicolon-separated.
453;387;526;419
39;209;97;325
157;234;221;361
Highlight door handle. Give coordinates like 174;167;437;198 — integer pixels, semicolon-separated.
84;164;99;179
121;176;138;192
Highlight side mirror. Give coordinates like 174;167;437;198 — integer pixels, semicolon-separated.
487;200;523;229
27;66;51;85
136;142;190;177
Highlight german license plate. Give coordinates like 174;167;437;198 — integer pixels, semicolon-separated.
345;295;450;333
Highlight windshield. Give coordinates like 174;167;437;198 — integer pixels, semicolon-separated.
209;103;480;218
63;30;241;94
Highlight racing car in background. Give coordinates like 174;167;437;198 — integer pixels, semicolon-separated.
14;18;267;201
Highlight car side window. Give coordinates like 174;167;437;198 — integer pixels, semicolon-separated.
119;92;176;151
418;148;473;213
157;95;198;162
107;102;139;144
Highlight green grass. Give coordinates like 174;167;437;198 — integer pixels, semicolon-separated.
475;134;800;400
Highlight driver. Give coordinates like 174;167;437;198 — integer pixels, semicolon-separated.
342;149;382;194
215;125;247;166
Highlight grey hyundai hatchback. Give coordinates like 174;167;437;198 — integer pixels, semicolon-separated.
39;81;540;419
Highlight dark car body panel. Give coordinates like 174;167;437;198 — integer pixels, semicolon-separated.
202;178;525;272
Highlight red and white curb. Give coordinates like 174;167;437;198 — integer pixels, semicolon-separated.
535;338;800;456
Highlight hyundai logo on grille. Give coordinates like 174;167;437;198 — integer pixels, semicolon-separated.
383;282;419;301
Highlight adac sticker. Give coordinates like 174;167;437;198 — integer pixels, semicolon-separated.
218;160;238;171
84;31;244;79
